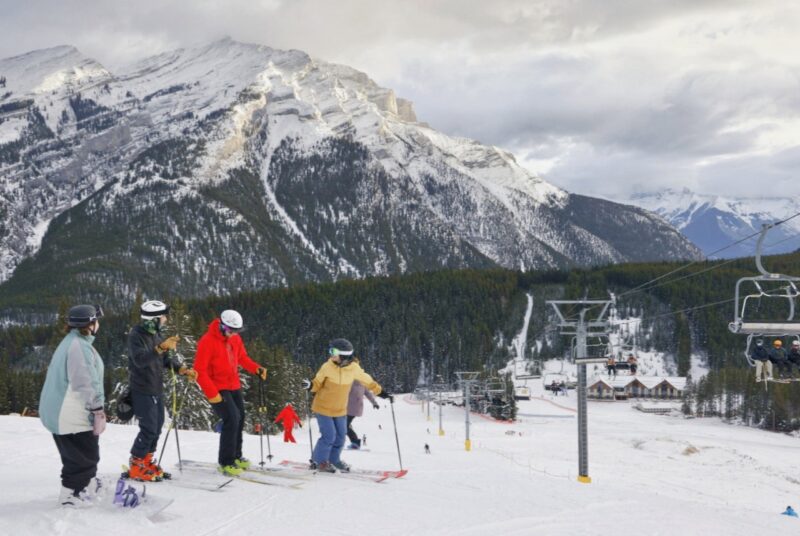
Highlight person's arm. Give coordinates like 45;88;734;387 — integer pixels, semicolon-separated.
128;331;159;370
353;366;381;396
67;339;103;411
234;337;260;374
193;338;219;400
364;388;378;406
309;363;329;393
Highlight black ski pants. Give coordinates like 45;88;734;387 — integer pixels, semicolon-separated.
346;415;361;446
211;389;246;466
53;431;99;492
130;392;165;458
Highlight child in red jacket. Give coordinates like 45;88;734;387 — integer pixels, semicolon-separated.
274;403;302;443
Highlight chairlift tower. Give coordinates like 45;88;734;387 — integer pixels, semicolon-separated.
455;371;480;451
547;297;615;484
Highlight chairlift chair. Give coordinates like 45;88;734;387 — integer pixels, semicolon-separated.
729;224;800;367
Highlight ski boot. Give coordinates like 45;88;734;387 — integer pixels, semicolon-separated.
128;456;162;482
316;461;337;473
218;464;244;477
58;486;93;508
145;452;171;480
332;460;351;473
234;457;251;470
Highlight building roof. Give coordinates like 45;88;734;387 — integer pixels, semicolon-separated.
588;375;687;390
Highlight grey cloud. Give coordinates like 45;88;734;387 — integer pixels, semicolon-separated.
1;0;797;199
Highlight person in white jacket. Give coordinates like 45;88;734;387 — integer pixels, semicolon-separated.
39;305;106;507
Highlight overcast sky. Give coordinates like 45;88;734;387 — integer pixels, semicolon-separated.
2;0;799;199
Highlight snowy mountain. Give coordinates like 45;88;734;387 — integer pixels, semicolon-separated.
0;39;700;315
630;189;800;259
2;389;799;535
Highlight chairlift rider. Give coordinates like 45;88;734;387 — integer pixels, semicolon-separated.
788;340;800;378
771;339;790;379
752;339;772;382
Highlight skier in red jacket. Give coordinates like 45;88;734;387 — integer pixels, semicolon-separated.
194;310;267;476
274;403;302;443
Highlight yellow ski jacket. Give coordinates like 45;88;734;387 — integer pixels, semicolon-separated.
310;359;382;417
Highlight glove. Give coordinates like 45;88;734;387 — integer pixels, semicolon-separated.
180;367;198;381
158;335;180;352
373;403;380;410
377;391;393;402
91;409;107;436
301;379;312;391
208;394;222;404
256;367;267;381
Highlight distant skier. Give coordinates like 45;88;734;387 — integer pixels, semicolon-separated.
782;506;798;518
302;338;391;473
550;380;559;395
39;305;106;507
424;443;431;454
362;434;367;446
627;354;638;375
606;357;617;377
194;310;267;476
770;339;789;379
275;403;302;443
127;300;197;481
346;360;380;449
751;338;772;382
788;340;800;377
559;382;568;397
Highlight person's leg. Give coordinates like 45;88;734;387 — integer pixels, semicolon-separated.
328;416;348;465
54;431;99;492
766;361;774;380
150;394;165;455
231;390;246;460
131;393;159;459
346;415;360;445
312;415;335;464
211;391;240;466
755;360;763;381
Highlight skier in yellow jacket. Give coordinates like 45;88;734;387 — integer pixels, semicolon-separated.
302;338;392;472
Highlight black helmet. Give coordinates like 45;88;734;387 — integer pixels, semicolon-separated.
116;386;133;422
68;304;104;328
329;338;354;366
140;300;169;319
756;339;764;346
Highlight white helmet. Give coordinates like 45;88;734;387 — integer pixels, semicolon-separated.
141;300;169;319
220;310;243;330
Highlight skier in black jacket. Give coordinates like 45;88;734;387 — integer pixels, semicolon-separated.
126;300;197;481
788;340;800;378
751;339;772;382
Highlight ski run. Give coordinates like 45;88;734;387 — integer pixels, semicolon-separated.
2;382;800;535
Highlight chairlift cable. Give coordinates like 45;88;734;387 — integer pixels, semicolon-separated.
618;212;800;299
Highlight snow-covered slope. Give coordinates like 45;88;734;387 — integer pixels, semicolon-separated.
1;386;798;535
0;40;700;314
630;189;800;258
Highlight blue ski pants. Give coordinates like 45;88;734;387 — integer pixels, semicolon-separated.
312;414;347;464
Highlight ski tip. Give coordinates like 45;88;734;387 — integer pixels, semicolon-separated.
395;469;409;478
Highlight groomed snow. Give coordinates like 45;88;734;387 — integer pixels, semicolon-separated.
1;381;798;535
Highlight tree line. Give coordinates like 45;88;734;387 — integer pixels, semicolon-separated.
1;251;799;432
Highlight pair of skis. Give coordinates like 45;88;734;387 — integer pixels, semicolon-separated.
279;460;408;483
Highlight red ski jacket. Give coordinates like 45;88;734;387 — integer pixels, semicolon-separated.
275;404;302;428
194;319;260;399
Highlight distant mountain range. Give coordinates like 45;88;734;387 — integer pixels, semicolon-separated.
629;189;800;259
0;39;700;318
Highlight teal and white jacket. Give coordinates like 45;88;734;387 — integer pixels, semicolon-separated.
39;330;105;435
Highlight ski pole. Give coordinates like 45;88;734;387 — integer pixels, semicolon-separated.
305;387;314;463
258;377;273;465
158;368;185;472
389;397;403;471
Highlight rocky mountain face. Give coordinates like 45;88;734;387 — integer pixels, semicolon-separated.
630;189;800;259
0;39;701;319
